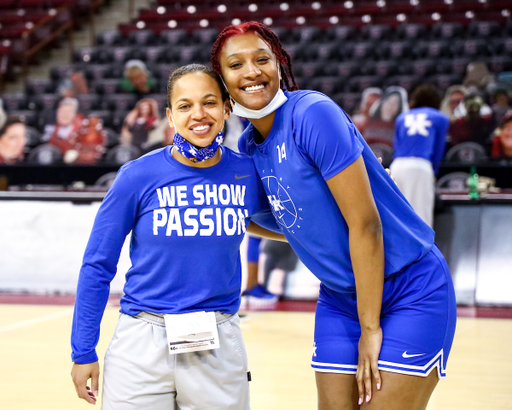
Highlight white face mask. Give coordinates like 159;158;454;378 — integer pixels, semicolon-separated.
231;88;288;119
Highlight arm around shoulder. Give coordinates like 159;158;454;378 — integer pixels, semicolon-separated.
247;221;287;242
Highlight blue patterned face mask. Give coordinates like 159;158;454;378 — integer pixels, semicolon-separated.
172;131;224;163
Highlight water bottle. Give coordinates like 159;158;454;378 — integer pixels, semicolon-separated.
468;166;479;199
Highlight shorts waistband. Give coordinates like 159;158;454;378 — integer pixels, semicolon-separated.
134;311;234;326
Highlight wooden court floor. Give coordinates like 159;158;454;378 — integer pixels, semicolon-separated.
1;304;511;410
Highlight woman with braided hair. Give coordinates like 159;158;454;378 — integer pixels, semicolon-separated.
211;21;456;410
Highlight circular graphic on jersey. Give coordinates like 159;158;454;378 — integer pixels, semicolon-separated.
261;176;297;228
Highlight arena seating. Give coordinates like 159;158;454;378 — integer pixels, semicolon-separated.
1;0;512;169
0;0;107;88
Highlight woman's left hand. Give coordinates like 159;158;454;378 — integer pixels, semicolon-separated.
356;326;383;405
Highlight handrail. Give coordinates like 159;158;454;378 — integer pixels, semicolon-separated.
0;1;106;87
20;6;74;85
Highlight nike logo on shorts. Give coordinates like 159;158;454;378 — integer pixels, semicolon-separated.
402;351;426;358
235;174;251;180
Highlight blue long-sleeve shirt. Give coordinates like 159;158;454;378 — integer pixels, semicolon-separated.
71;146;276;364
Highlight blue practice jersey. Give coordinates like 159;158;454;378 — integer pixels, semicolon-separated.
393;107;449;174
71;146;274;364
239;90;434;293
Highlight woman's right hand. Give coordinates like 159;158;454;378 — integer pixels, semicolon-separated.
356;326;383;405
71;361;100;405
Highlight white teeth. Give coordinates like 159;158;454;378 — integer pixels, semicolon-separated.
193;125;209;131
244;84;264;92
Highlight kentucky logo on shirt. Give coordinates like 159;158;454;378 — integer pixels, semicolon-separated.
404;113;432;137
261;174;301;231
152;184;248;237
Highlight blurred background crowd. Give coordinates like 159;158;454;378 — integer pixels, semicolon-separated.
1;0;512;172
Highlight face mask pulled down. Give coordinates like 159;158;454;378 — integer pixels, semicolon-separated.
173;131;224;163
231;88;288;120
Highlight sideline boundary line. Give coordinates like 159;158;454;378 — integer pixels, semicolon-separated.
0;309;74;333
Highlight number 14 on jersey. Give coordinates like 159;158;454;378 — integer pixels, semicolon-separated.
277;143;287;163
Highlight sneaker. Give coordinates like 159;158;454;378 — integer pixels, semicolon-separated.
240;284;278;311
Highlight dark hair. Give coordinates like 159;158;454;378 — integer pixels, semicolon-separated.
166;64;229;110
409;84;443;109
494;88;509;97
0;118;25;138
499;110;512;128
210;21;299;92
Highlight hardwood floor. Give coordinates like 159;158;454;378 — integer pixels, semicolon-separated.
1;305;511;410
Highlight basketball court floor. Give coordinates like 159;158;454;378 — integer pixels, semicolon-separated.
1;301;511;410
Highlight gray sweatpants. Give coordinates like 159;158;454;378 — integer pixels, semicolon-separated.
101;312;250;410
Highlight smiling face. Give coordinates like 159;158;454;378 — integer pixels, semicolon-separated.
219;32;281;111
57;103;77;126
167;72;229;148
127;67;149;92
0;123;26;160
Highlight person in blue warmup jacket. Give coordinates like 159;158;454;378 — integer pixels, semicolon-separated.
211;22;457;410
390;84;449;227
70;64;284;410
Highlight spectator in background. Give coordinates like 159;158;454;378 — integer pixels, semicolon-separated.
440;85;467;122
463;61;495;96
490;88;511;128
121;98;159;152
119;60;157;97
43;98;82;149
371;86;408;122
58;70;89;98
453;86;492;119
491;110;512;159
0;120;26;164
363;86;408;147
43;98;106;164
390;84;448;227
351;87;382;134
448;92;494;151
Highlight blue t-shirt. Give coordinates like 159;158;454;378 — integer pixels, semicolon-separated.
71;146;274;364
239;90;434;293
393;107;449;174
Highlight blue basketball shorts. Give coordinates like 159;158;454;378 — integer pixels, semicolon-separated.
311;245;457;378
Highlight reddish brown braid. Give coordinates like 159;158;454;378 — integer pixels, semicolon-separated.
210;21;299;92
